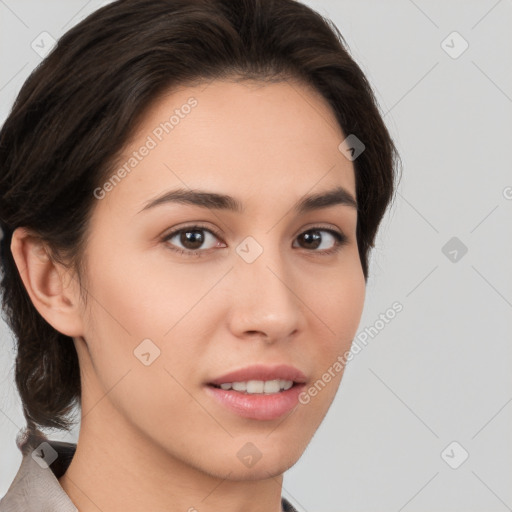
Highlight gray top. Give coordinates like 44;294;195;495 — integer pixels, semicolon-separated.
0;438;298;512
0;439;78;512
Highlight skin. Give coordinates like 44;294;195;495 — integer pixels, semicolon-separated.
11;78;366;512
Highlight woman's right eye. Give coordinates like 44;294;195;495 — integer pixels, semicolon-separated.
162;225;225;257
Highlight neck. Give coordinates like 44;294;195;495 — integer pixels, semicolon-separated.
58;403;284;512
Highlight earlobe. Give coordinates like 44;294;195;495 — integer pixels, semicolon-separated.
10;227;85;338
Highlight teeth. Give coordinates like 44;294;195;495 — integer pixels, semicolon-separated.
216;379;294;394
263;380;280;393
281;379;293;390
247;380;264;393
232;381;247;392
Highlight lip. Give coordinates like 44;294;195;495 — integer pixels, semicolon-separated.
204;383;306;420
204;364;308;421
207;364;307;386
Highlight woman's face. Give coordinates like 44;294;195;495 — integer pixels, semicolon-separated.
74;78;366;479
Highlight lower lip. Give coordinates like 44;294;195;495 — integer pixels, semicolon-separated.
204;383;306;420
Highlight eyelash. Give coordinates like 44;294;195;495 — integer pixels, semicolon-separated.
161;223;348;258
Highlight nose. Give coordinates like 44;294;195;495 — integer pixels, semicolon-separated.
226;240;303;344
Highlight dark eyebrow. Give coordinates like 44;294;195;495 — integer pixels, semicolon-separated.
138;186;358;215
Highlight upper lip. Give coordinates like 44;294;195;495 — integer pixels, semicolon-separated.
207;364;307;386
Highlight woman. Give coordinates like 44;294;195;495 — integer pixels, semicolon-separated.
0;0;401;510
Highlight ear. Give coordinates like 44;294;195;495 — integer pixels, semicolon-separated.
10;227;85;338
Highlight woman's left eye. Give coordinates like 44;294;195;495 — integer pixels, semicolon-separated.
162;225;348;258
293;228;348;254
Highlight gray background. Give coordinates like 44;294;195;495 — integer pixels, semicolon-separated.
1;1;511;511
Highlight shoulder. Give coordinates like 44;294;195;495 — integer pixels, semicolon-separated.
0;438;78;512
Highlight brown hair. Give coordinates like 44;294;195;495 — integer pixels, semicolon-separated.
0;0;401;455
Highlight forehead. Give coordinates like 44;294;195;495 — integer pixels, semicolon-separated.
98;78;356;216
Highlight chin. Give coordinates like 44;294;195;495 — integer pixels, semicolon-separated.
217;456;301;482
203;437;306;481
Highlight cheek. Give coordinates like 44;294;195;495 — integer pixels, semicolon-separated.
306;263;366;397
83;242;213;340
80;245;216;393
79;254;211;443
316;261;366;343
